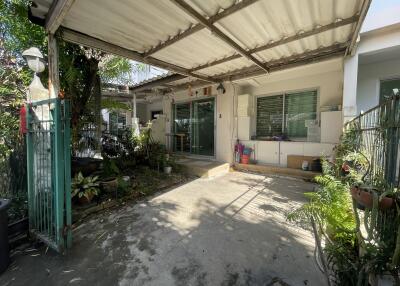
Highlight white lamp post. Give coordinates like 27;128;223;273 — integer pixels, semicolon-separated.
22;47;48;102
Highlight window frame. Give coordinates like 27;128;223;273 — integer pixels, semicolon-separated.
255;88;320;141
379;77;400;104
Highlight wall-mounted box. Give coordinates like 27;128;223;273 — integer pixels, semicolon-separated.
237;94;253;117
321;111;342;143
237;116;252;140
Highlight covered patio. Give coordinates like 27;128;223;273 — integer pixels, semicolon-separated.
29;0;370;163
0;172;324;286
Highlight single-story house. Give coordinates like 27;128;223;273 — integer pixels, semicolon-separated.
29;0;376;167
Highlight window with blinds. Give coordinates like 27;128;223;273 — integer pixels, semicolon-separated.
285;90;317;138
256;90;317;139
256;95;283;137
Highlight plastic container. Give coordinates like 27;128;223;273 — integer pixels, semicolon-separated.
241;154;250;164
164;166;172;174
0;199;11;274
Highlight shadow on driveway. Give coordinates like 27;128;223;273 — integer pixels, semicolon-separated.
0;171;324;286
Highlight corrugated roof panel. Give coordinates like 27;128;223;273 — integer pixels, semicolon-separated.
255;25;353;63
168;77;196;86
62;0;196;52
152;28;236;69
215;0;362;50
195;57;254;76
30;0;366;81
188;0;236;17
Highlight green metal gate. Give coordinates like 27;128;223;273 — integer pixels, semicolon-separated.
26;98;72;252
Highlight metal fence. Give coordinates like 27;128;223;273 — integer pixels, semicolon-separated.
26;98;72;252
345;95;400;188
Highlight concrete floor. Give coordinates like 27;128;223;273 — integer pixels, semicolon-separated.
0;172;325;286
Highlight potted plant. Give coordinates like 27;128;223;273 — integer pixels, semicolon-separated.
350;185;395;210
100;157;119;193
163;153;172;175
72;172;100;204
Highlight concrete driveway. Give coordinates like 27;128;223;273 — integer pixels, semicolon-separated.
0;171;325;286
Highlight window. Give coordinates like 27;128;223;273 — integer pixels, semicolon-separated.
380;78;400;103
284;91;318;138
256;95;284;137
256;90;317;139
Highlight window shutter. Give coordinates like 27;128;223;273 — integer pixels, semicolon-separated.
256;95;284;137
284;90;317;138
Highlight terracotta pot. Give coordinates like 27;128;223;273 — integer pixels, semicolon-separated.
350;186;394;210
100;177;118;193
78;192;94;205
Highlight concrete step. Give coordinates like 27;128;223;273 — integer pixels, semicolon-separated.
234;163;320;180
177;158;230;178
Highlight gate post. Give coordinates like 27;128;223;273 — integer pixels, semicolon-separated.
53;100;65;250
63;100;72;248
26;104;35;229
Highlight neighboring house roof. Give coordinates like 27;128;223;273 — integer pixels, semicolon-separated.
360;21;400;38
29;0;370;91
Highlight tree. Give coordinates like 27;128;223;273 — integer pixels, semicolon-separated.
0;0;46;160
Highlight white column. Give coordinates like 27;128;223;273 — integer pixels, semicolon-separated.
132;93;139;136
343;54;359;123
48;33;59;99
133;93;137;119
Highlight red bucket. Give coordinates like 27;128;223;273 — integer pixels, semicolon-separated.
241;154;250;164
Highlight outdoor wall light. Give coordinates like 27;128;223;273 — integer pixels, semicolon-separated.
22;47;45;73
217;83;226;94
22;47;48;102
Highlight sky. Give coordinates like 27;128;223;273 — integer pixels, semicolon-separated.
362;0;400;32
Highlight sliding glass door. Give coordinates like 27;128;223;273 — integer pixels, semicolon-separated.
173;98;215;156
174;102;191;153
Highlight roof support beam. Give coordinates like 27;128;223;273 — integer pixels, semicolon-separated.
190;15;359;72
131;74;186;92
129;13;358;90
143;0;261;57
46;0;76;34
171;44;347;91
219;43;347;81
60;28;218;83
170;0;269;73
346;0;372;56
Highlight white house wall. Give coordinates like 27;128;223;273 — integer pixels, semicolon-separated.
234;59;342;166
162;58;342;166
146;101;164;122
163;84;236;163
357;59;400;113
344;23;400;118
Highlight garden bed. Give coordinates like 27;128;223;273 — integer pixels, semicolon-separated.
71;166;192;224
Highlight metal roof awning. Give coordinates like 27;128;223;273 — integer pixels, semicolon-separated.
30;0;371;92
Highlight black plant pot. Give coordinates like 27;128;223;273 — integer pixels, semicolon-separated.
0;199;11;274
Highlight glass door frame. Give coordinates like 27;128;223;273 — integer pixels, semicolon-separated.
172;96;216;158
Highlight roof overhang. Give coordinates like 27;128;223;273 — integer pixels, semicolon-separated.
30;0;371;92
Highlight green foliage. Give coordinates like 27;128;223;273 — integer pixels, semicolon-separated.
99;56;149;85
0;0;44;161
288;121;400;284
0;0;47;60
71;172;100;200
0;109;20;160
116;177;131;197
288;173;355;240
101;98;131;111
102;157;120;178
